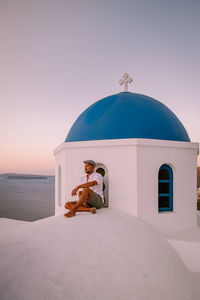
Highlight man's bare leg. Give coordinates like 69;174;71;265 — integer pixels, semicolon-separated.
65;190;91;212
65;187;93;217
65;201;91;212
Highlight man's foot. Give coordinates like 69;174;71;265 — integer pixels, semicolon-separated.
90;207;96;214
64;210;76;218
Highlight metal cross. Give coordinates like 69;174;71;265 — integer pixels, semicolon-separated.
119;73;133;91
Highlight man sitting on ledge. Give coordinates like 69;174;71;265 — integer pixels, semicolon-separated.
64;160;103;218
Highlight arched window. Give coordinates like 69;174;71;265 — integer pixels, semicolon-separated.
158;164;173;212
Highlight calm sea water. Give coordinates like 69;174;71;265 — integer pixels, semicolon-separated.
0;177;55;221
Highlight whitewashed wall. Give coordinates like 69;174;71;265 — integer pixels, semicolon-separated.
137;139;198;232
54;138;199;233
54;139;138;215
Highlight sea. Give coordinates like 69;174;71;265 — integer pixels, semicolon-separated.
0;177;55;222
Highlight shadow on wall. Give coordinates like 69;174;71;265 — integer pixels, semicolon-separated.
95;163;109;207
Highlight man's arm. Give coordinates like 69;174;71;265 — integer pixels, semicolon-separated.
71;181;97;196
78;181;97;189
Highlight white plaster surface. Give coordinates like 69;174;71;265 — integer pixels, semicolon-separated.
137;139;198;232
0;218;29;239
164;212;200;273
0;209;200;300
54;138;199;233
167;240;200;273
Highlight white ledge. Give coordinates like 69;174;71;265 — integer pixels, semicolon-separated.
53;138;199;155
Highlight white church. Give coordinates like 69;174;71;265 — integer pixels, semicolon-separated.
1;74;200;300
54;73;199;233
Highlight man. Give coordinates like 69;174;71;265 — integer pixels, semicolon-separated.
64;160;103;218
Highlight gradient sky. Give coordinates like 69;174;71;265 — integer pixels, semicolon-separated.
0;0;200;175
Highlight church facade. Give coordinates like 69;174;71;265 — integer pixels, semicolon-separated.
54;79;198;233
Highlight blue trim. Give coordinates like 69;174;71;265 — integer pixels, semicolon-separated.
65;92;190;143
159;180;170;183
158;164;173;212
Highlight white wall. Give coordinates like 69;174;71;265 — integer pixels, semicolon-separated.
137;139;198;232
54;138;199;233
54;139;138;215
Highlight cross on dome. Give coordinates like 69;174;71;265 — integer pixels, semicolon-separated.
119;73;133;92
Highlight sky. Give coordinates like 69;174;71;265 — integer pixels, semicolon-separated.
0;0;200;175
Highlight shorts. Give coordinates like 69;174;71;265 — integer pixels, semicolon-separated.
87;192;103;209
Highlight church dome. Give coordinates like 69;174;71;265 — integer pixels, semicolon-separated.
65;92;190;142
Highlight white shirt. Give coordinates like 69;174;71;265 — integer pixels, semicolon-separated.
81;171;104;200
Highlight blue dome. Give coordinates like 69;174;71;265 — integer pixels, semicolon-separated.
65;92;190;142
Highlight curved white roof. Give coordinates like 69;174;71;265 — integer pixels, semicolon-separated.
0;209;199;299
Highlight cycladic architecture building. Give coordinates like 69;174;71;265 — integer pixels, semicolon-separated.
54;73;199;233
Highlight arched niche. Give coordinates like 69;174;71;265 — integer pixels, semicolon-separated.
58;165;62;207
95;163;109;207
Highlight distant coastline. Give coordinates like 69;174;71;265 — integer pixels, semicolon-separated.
0;173;54;180
7;175;48;180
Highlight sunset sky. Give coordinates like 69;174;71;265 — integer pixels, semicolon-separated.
0;0;200;175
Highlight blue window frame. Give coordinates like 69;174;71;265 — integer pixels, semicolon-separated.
158;164;173;212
